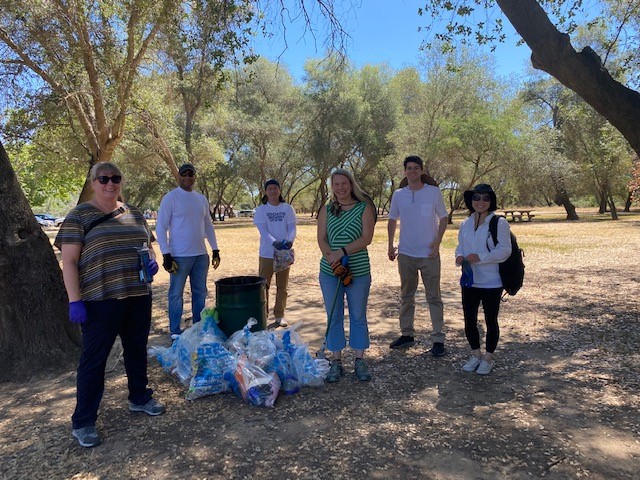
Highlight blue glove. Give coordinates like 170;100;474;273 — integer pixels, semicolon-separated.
460;259;474;288
148;259;159;277
69;300;87;324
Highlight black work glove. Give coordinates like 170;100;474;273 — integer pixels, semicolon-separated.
162;253;178;274
212;250;221;269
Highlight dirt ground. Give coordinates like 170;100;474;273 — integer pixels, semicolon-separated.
1;208;639;479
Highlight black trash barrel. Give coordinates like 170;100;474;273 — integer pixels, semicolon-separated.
215;276;267;337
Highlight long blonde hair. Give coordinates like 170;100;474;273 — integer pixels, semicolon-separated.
328;168;377;222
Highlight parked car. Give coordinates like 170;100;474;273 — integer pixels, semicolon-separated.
34;214;55;227
54;216;66;227
236;209;255;218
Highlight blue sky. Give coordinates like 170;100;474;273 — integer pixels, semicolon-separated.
253;0;533;81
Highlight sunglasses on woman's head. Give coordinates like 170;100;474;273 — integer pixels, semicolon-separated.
96;175;122;184
472;194;491;202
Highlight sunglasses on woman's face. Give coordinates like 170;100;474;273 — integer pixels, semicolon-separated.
96;175;122;184
179;171;195;177
472;194;491;202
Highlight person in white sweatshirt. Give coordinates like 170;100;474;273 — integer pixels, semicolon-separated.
253;179;297;327
455;184;511;375
156;163;220;339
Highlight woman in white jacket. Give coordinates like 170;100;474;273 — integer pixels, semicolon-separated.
455;184;511;375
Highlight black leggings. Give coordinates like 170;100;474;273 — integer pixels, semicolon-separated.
462;287;502;353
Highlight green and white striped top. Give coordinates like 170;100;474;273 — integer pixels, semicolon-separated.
319;201;371;277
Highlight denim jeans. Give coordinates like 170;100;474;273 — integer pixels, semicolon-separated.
168;254;209;334
319;271;371;352
72;294;153;429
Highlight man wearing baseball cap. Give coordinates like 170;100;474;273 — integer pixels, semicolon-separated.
156;163;221;339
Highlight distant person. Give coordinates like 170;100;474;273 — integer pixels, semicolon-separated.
456;184;512;375
387;156;448;356
253;179;297;327
55;162;164;449
317;169;376;383
155;163;220;339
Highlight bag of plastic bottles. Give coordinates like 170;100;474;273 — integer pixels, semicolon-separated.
233;355;281;407
226;318;257;355
246;330;280;371
272;350;300;395
186;341;237;400
281;328;330;387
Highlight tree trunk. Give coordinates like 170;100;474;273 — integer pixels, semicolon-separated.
607;194;618;220
0;142;80;382
598;193;607;214
623;192;632;212
497;0;640;159
554;189;579;221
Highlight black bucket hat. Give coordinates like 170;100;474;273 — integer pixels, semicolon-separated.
463;184;497;212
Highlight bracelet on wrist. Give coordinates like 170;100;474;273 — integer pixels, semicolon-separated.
341;247;348;256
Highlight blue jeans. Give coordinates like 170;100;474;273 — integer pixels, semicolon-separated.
319;271;371;352
168;254;209;334
72;295;153;429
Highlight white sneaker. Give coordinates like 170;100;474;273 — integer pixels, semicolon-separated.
462;355;482;372
275;317;288;328
476;359;494;375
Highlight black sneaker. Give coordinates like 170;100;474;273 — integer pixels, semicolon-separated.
389;335;415;349
431;342;446;357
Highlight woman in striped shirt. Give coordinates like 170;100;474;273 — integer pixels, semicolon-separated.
56;162;164;448
317;169;376;383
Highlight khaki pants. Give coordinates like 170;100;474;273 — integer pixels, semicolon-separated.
397;254;445;343
258;256;290;319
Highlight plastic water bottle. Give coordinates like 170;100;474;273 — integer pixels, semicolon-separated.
138;242;152;283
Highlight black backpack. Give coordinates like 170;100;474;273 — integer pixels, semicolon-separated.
488;215;525;298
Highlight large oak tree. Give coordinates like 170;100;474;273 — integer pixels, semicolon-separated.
422;0;640;159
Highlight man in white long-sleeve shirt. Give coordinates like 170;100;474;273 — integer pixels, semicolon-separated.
156;163;220;339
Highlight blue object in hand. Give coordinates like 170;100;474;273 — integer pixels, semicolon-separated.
69;300;87;324
283;240;293;250
273;240;285;250
148;259;159;276
460;259;474;288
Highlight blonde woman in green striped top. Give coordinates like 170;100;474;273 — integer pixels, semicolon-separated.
317;169;376;383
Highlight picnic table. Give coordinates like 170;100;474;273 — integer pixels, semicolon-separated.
500;209;536;222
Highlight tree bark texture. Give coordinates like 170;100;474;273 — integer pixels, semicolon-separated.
497;0;640;159
0;142;80;382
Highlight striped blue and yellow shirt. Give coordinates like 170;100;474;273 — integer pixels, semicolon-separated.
55;203;153;301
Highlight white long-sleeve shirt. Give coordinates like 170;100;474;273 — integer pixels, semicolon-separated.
253;202;297;258
155;187;218;257
455;212;512;288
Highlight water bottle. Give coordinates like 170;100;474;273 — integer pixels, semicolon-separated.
138;242;152;283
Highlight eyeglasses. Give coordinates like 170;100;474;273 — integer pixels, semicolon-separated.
472;194;491;202
180;171;195;177
96;175;122;184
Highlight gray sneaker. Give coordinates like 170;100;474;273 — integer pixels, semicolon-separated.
354;358;372;382
129;397;165;416
72;426;101;448
325;361;344;383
